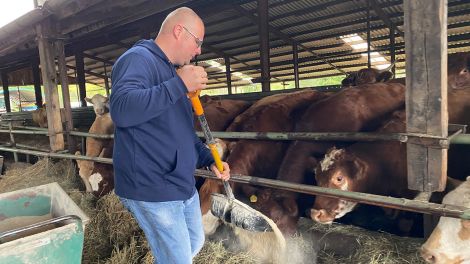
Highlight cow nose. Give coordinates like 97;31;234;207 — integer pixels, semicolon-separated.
420;247;437;263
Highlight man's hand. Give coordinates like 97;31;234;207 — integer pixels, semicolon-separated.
177;65;208;92
210;162;230;181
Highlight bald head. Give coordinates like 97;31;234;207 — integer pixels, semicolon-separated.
155;7;205;65
158;7;203;36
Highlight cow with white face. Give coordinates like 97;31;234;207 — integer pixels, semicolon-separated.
421;177;470;264
85;94;109;116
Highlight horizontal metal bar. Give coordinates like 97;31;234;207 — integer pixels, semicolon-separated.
69;130;114;139
194;170;470;220
196;131;470;145
196;131;408;141
0;146;113;164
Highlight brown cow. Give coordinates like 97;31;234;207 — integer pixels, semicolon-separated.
448;52;470;90
342;64;395;87
420;177;470;264
342;52;470;90
199;90;327;235
195;97;252;132
255;82;406;235
31;105;66;128
309;110;414;224
76;112;114;196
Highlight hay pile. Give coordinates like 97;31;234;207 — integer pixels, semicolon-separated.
0;159;427;264
0;158;80;193
301;220;426;264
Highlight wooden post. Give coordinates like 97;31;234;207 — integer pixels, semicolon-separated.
293;41;300;89
36;18;64;152
56;38;76;154
224;56;232;95
389;27;396;77
258;0;270;92
75;51;87;107
1;71;11;113
366;0;371;68
32;59;43;108
103;62;110;96
8;122;18;162
404;0;448;192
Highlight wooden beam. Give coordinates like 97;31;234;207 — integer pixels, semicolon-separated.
224;56;232;95
1;71;11;112
36;17;64;151
367;0;372;68
293;41;300;89
257;0;270;92
404;0;448;192
75;51;87;107
31;59;43;108
56;38;76;153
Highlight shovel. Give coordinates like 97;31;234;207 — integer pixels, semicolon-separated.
189;91;273;232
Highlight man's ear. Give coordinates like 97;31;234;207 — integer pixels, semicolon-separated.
174;24;184;39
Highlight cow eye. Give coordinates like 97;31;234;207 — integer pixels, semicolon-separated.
336;175;343;182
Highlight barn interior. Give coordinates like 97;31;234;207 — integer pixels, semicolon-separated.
0;0;469;263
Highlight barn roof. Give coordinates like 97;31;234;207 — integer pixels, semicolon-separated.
0;0;469;90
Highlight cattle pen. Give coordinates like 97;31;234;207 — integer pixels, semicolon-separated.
0;0;470;263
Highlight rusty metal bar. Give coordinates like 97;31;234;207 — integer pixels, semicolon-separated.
2;124;470;144
0;145;112;164
194;169;470;220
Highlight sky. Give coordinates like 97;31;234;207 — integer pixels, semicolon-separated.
0;0;35;28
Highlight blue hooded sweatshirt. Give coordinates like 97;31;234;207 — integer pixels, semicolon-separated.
110;39;214;202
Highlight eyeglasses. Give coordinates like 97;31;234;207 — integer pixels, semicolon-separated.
183;26;203;48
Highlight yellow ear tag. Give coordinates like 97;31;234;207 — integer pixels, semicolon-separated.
250;195;258;203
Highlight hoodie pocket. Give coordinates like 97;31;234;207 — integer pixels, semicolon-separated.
164;149;195;187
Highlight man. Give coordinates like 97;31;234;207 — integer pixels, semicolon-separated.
109;7;230;264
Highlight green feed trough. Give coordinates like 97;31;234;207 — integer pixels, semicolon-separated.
0;182;89;264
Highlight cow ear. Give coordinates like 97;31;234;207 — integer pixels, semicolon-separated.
377;71;393;82
104;96;109;102
85;97;92;103
463;220;470;229
283;198;298;217
352;156;367;179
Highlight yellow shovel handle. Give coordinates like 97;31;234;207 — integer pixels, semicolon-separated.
208;143;224;172
188;90;203;116
188;91;224;173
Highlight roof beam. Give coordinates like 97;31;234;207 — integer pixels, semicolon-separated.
367;0;404;37
83;52;115;65
66;65;107;79
231;4;347;75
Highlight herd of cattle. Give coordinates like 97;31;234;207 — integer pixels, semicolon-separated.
28;52;470;263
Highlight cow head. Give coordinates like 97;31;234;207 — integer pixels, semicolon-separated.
342;63;395;87
420;177;470;264
448;53;470;90
255;188;299;236
85;94;109;116
309;147;366;224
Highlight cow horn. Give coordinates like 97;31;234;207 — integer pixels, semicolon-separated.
379;61;396;72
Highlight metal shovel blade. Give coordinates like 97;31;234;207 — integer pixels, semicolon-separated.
211;193;273;232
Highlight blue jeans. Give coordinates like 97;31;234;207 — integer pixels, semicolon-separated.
119;191;205;264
